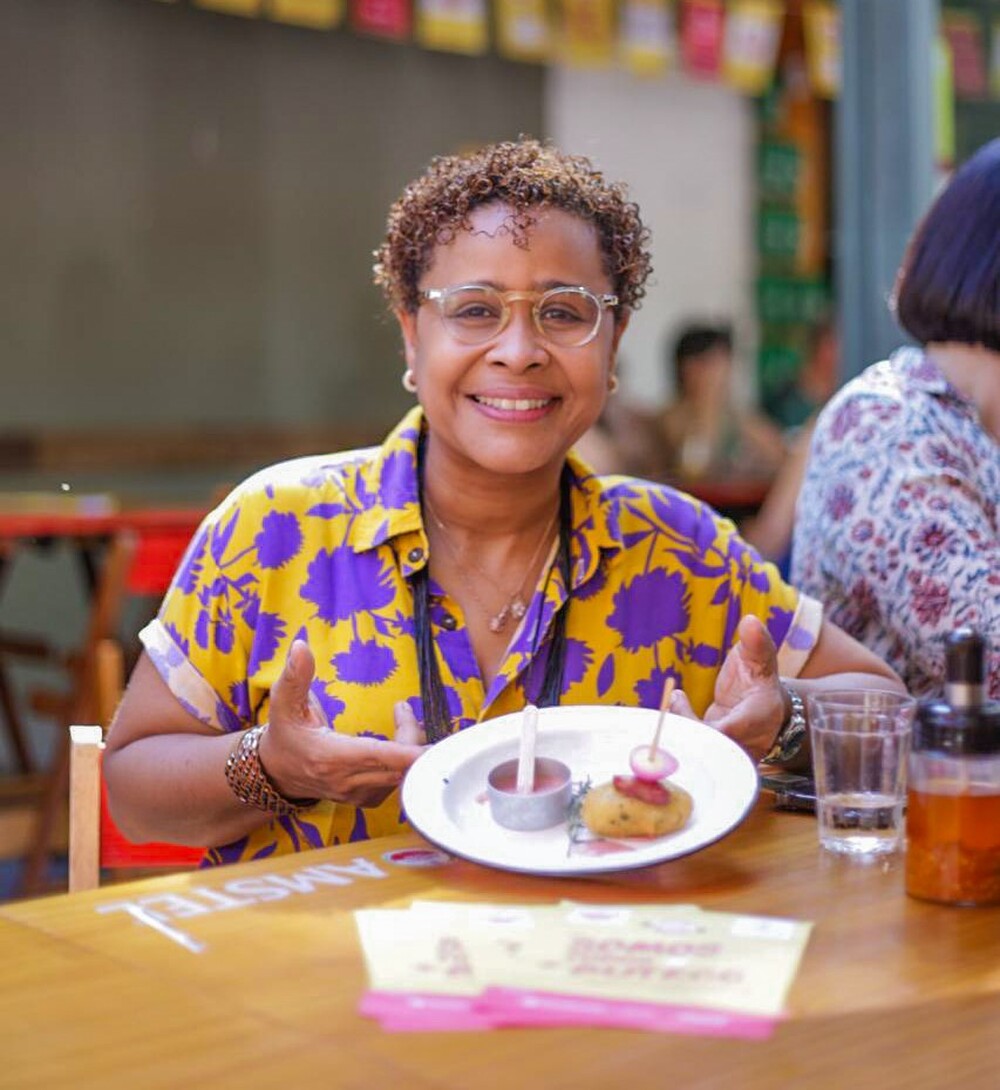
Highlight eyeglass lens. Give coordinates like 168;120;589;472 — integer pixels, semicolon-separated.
437;287;603;346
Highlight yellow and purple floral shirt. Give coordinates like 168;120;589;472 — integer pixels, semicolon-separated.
141;408;822;864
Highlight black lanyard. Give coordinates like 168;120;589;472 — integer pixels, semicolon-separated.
412;457;572;745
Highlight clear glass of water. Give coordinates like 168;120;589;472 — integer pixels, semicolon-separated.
808;690;916;857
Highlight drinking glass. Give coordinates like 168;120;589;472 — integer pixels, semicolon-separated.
809;690;916;857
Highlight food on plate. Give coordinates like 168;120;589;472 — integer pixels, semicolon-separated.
486;757;573;831
629;744;678;782
581;775;693;838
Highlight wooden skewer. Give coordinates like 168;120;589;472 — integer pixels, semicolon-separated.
516;703;539;794
649;677;676;758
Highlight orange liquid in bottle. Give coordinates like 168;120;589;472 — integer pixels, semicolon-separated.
906;785;1000;905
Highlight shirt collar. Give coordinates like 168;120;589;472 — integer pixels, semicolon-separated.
896;345;962;400
563;447;621;590
351;407;426;568
350;407;623;588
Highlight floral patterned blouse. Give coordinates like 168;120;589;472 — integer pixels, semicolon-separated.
142;407;821;865
792;347;1000;699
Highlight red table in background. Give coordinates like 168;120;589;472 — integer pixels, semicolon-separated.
0;505;208;592
0;505;210;756
0;504;209;893
0;507;208;537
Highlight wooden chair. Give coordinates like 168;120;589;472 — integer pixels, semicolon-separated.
68;639;203;893
17;531;140;894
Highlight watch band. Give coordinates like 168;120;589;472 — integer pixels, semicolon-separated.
224;724;319;816
761;683;807;765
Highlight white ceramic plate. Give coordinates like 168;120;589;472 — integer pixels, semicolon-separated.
402;705;759;876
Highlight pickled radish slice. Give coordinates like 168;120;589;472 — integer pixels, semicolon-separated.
629;745;679;782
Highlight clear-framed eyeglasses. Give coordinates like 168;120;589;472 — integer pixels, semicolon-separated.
421;284;619;348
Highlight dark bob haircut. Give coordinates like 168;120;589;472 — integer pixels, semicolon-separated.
893;137;1000;351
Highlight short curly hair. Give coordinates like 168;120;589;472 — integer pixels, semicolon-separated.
373;138;653;317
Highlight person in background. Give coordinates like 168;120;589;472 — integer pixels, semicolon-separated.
658;323;786;480
767;317;840;434
793;136;1000;699
572;359;661;477
104;139;901;866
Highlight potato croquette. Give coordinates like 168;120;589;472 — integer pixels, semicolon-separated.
581;779;693;839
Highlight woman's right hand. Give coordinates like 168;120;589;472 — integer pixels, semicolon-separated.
258;640;427;808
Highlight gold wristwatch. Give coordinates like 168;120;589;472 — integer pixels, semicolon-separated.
224;724;319;816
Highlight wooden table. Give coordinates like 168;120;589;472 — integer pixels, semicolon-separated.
1;799;998;1088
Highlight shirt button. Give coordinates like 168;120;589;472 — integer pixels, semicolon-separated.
440;613;457;631
408;547;425;563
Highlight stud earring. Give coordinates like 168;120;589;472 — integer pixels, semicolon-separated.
607;373;620;395
402;369;418;394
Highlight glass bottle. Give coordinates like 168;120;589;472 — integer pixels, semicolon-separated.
906;629;1000;906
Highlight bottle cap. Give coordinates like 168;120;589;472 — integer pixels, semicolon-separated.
946;628;985;685
915;629;1000;754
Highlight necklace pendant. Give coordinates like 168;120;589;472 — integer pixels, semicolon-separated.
509;597;527;621
489;606;510;634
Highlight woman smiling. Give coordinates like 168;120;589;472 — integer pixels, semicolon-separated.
104;140;901;865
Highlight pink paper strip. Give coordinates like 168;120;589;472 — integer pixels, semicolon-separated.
360;990;498;1031
475;987;778;1038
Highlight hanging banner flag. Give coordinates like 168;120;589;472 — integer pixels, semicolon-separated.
992;20;1000;99
495;0;552;63
620;0;676;78
935;34;956;171
722;0;783;95
679;0;725;79
415;0;489;53
267;0;343;27
194;0;262;15
557;0;616;67
941;11;987;99
351;0;411;39
802;0;839;98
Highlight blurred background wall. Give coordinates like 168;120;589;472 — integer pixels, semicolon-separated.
2;0;545;432
1;0;754;437
549;68;754;404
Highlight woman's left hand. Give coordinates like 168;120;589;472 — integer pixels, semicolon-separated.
672;614;784;763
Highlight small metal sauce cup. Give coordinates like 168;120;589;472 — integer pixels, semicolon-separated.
487;757;573;831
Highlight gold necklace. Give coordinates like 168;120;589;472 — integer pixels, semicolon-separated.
423;495;559;634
